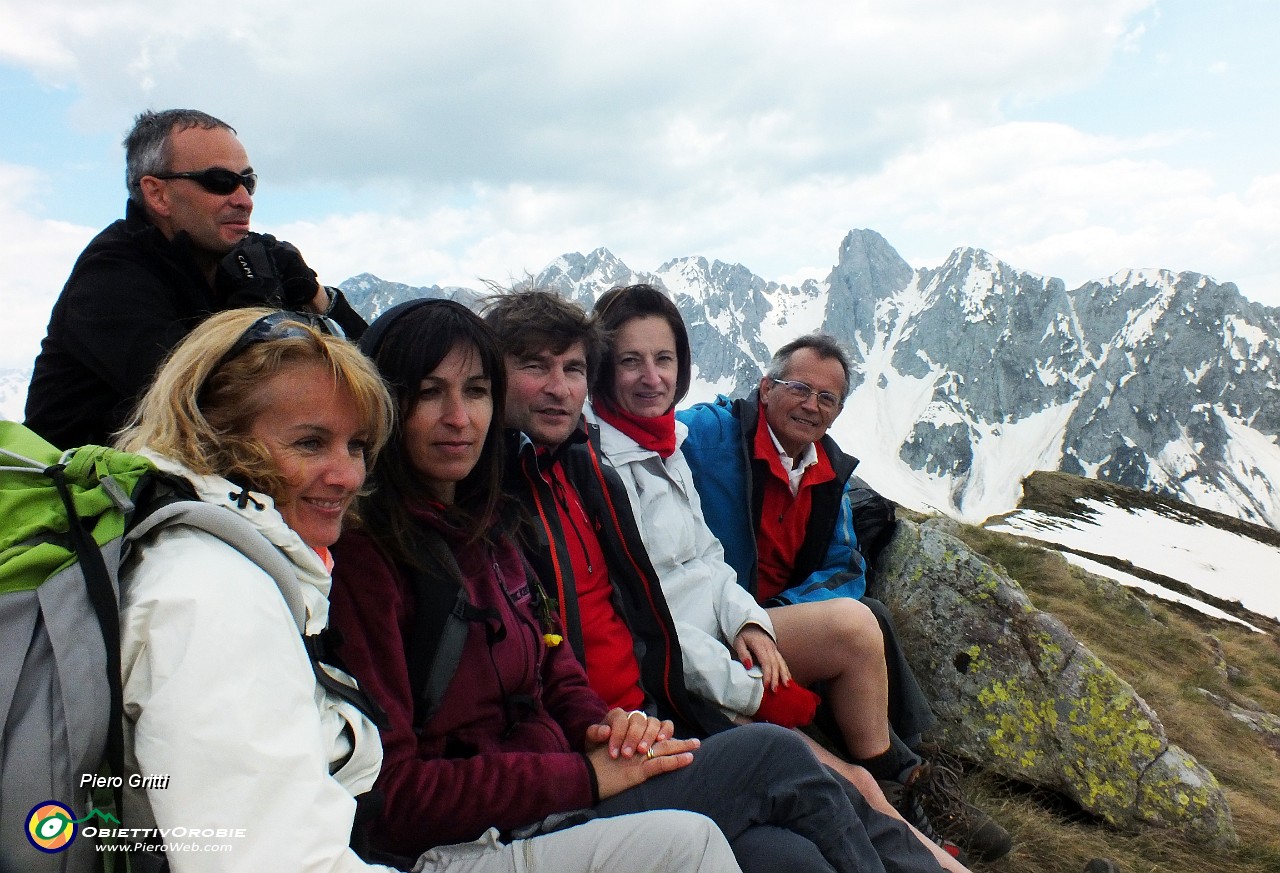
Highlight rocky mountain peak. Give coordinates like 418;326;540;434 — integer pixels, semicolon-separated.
325;229;1280;530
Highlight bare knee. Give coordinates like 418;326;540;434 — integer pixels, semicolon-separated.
828;599;884;657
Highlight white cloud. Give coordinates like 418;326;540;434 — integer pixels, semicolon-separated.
8;0;1278;378
2;0;1158;191
0;162;96;370
277;120;1280;311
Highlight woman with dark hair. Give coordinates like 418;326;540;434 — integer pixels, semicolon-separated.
329;298;948;873
589;285;975;873
589;285;792;721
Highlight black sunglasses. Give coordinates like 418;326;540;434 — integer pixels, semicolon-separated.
210;310;346;377
151;167;257;196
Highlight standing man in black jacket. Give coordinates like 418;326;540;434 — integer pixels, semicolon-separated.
24;108;366;448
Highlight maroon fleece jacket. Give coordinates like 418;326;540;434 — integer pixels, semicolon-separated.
330;506;607;856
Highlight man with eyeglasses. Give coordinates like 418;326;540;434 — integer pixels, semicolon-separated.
680;335;883;615
25;108;366;449
678;334;1013;863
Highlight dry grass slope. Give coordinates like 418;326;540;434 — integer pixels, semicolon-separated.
936;509;1280;873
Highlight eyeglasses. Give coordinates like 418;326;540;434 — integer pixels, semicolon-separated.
211;311;345;376
770;378;842;412
150;167;257;196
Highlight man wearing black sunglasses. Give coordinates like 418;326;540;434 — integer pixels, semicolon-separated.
25;108;367;449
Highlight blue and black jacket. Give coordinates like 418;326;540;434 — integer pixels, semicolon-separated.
678;392;868;605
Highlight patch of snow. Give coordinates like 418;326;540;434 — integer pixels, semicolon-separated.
686;366;738;406
1077;457;1103;478
960;266;995;323
760;286;826;354
1062;553;1266;634
891;275;940;329
1224;316;1268;358
1212;406;1280;529
917;401;966;427
1064;296;1102;368
0;369;30;423
1149;427;1203;483
1115;276;1176;347
1036;361;1062;387
989;500;1280;622
830;295;956;516
1183;361;1211;385
955;402;1077;523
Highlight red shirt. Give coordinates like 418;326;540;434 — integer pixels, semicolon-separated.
752;416;835;601
545;458;647;712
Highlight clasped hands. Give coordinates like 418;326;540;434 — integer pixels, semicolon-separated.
584;708;699;800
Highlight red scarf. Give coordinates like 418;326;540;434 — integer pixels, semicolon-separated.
594;400;677;459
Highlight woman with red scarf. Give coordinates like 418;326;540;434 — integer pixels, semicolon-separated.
589;285;974;873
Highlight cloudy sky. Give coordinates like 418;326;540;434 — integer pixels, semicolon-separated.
1;0;1277;371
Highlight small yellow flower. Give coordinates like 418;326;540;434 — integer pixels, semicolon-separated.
543;633;564;647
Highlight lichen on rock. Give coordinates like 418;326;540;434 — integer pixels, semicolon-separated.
872;518;1236;847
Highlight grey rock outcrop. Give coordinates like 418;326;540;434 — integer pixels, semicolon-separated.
1197;688;1280;755
823;229;914;373
872;518;1237;846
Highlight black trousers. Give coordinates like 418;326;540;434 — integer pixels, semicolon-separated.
591;723;944;873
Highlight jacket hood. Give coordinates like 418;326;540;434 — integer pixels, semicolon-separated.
139;449;335;634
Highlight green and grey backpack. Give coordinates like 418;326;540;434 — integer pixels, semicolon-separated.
1;421;160;872
1;420;387;872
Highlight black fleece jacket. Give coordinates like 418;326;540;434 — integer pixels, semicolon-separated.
25;200;366;449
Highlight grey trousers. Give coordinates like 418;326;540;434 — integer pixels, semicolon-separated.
591;723;944;873
413;811;741;873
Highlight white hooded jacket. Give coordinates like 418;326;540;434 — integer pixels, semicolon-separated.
118;452;395;873
592;408;774;721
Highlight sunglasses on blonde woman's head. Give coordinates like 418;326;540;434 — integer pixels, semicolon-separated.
212;311;346;375
150;167;258;196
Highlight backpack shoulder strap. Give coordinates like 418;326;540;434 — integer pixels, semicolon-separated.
400;529;496;725
44;462;130;826
127;488;386;725
845;475;898;582
128;496;308;631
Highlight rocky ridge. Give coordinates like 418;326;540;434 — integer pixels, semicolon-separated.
335;230;1280;531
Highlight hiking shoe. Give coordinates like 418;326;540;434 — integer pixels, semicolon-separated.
1082;860;1121;873
898;762;1013;862
878;778;968;862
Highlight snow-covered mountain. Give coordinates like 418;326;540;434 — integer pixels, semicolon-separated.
338;230;1280;531
825;233;1280;529
339;273;483;321
8;229;1276;532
